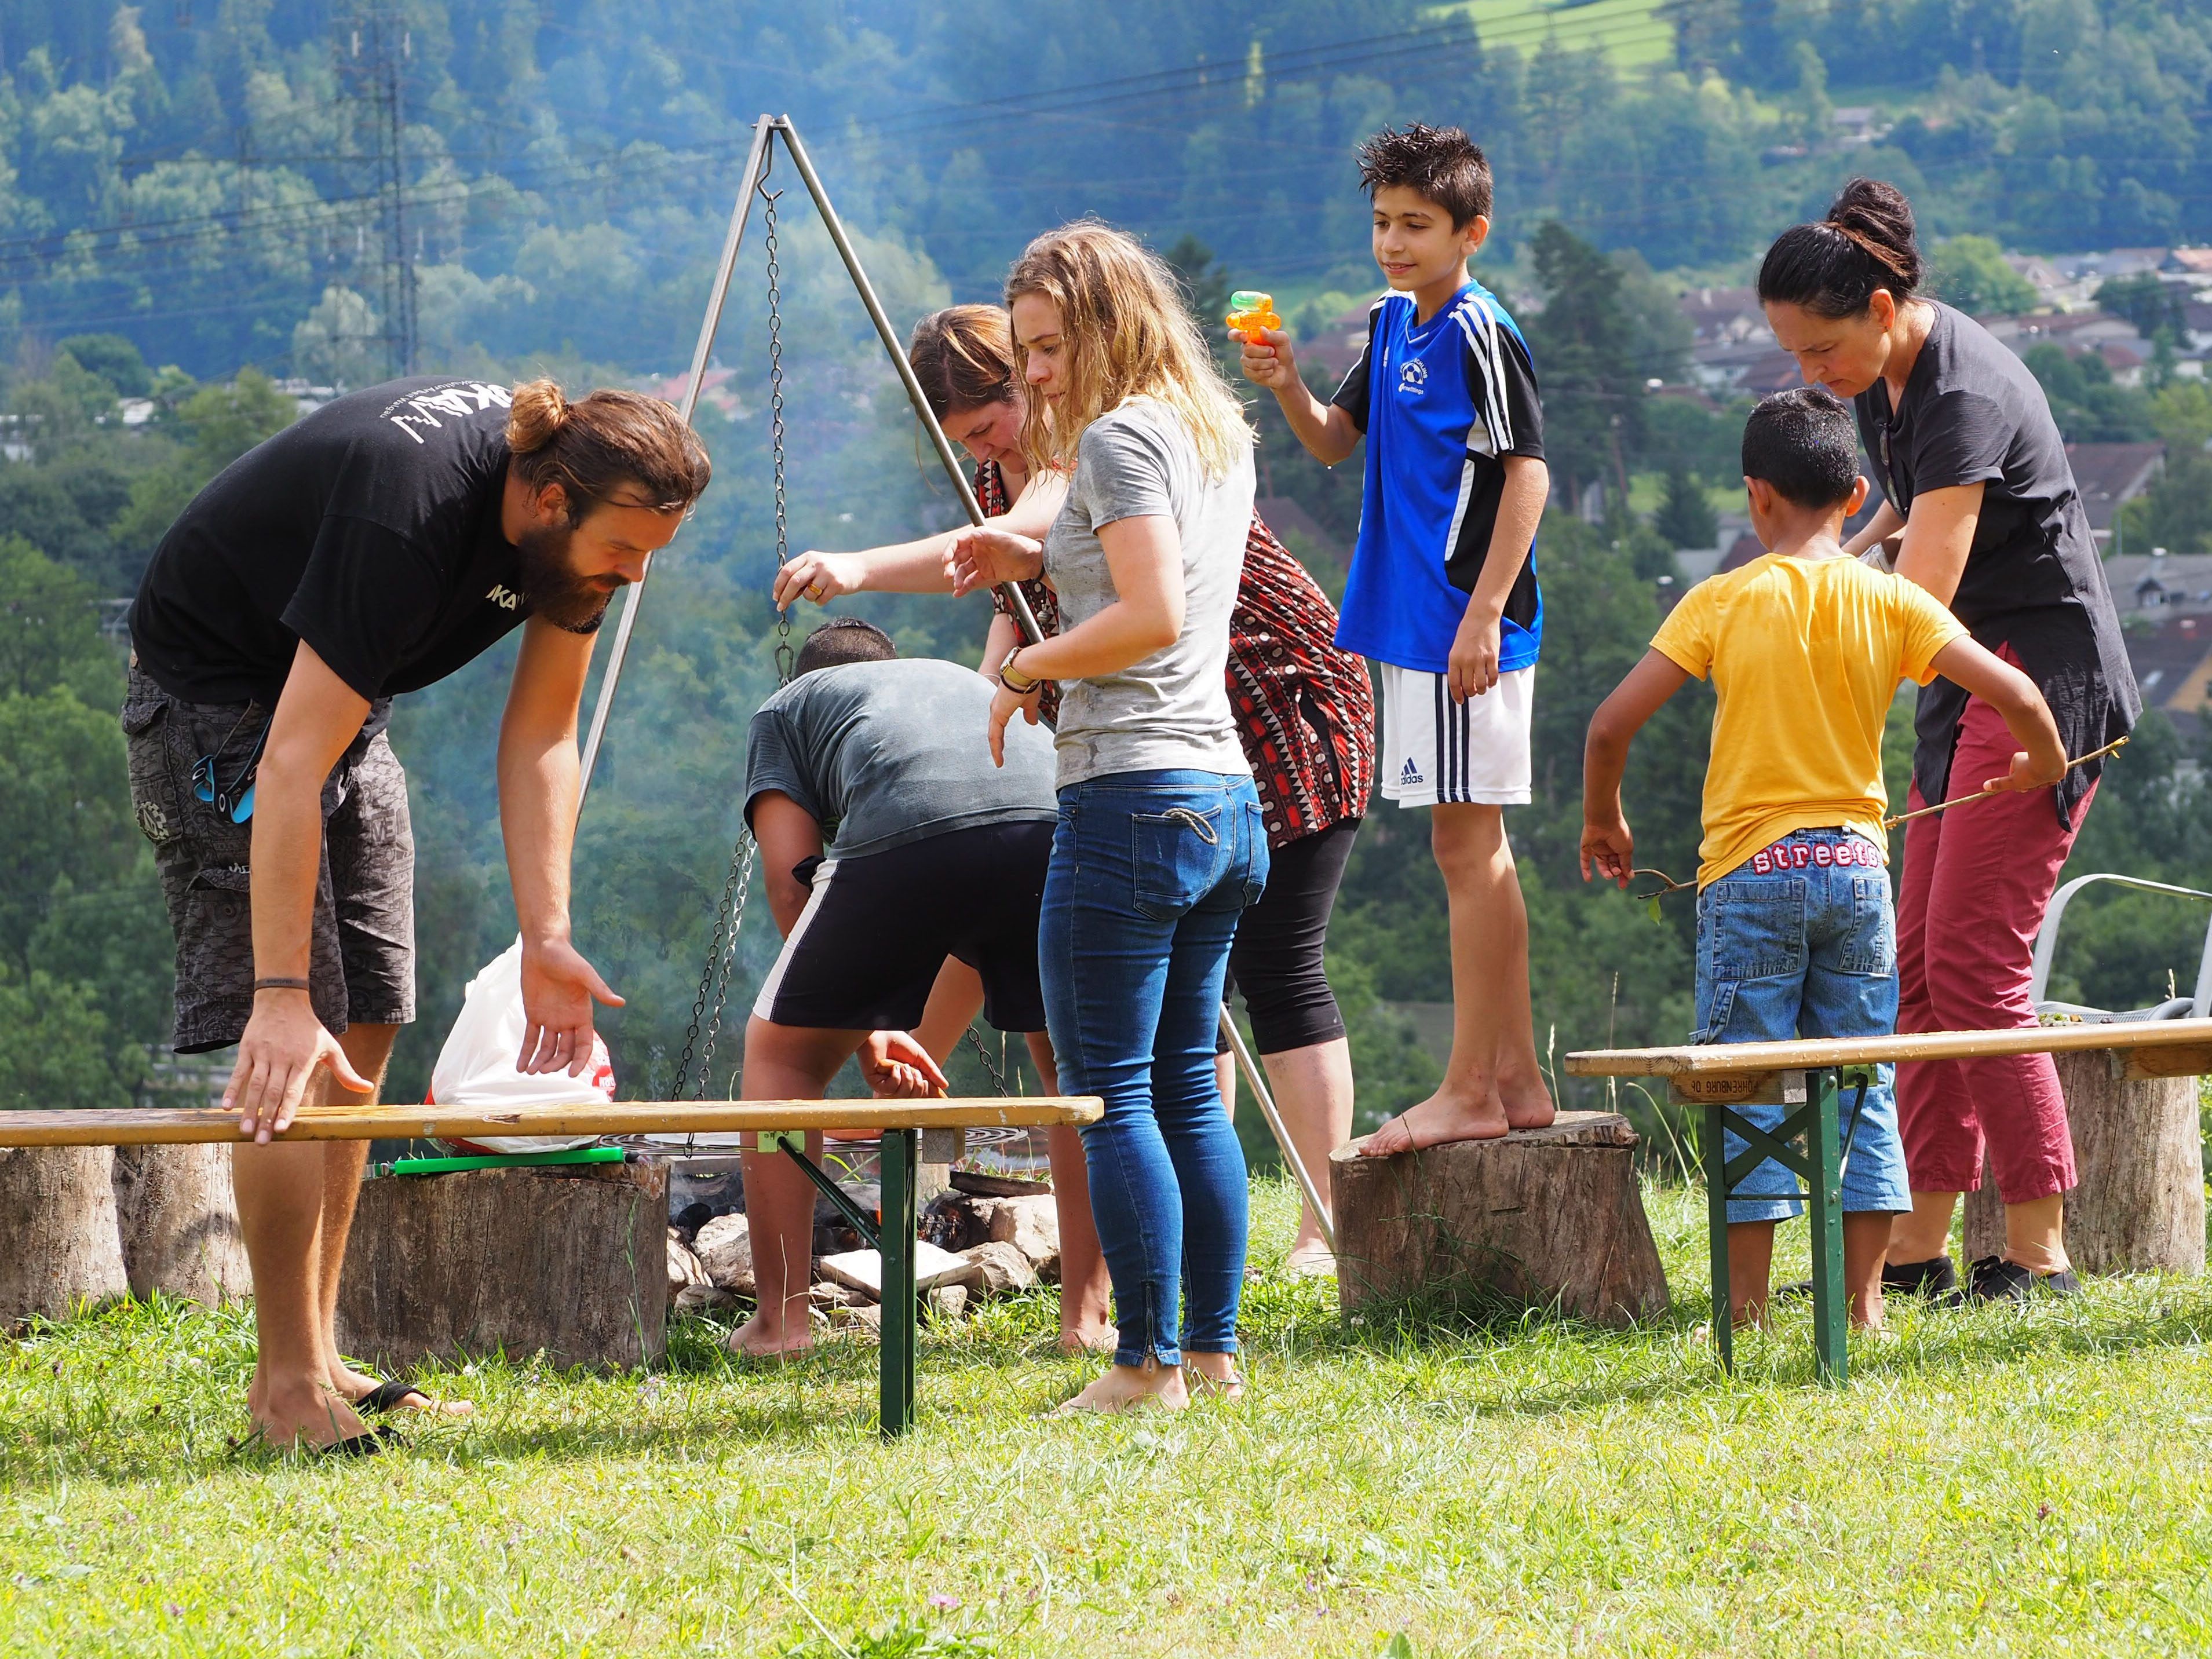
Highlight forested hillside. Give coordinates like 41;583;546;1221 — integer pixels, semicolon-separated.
3;1;2209;1142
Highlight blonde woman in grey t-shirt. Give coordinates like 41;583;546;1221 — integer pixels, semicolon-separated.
949;222;1268;1414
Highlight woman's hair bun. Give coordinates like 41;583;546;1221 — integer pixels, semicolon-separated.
506;378;572;455
1824;177;1922;292
1757;176;1923;319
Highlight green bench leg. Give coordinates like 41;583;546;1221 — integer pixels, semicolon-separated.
878;1127;919;1438
1705;1101;1732;1375
1706;1073;1849;1385
1808;1070;1847;1387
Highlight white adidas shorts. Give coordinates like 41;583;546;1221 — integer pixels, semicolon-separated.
1378;664;1534;809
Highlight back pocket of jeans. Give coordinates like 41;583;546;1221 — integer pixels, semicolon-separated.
1132;805;1227;920
1240;799;1269;908
1707;881;1804;979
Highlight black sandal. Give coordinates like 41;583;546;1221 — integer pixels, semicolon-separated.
353;1378;429;1415
316;1424;404;1457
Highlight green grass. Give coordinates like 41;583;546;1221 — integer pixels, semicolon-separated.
1437;0;1677;71
4;1179;2212;1656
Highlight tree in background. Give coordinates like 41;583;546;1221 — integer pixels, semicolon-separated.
0;539;169;1110
2116;452;2212;558
114;370;295;560
2023;345;2158;444
1525;221;1645;514
1930;235;2040;317
2097;273;2189;341
1654;467;1720;551
58;335;154;399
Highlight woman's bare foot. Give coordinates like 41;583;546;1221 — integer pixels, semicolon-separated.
1357;1084;1509;1156
1497;1069;1557;1131
727;1311;813;1364
331;1363;474;1420
1057;1322;1117;1357
246;1375;369;1452
1184;1351;1243;1401
1052;1358;1188;1415
1284;1237;1336;1279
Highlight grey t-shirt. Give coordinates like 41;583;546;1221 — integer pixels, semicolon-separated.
743;658;1057;858
1043;397;1256;788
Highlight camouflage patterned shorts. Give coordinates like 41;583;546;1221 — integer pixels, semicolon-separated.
123;664;417;1054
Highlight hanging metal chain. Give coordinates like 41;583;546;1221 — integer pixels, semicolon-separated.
672;831;757;1100
761;159;794;687
962;1025;1014;1097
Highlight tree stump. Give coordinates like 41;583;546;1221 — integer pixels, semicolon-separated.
335;1159;667;1373
1962;1050;2205;1276
0;1146;129;1324
111;1145;251;1306
1332;1112;1669;1325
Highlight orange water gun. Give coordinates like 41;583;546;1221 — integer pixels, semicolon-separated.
1225;289;1282;339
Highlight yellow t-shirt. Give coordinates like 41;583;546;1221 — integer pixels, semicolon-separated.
1651;552;1968;887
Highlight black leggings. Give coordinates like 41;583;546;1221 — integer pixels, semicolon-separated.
1223;817;1361;1055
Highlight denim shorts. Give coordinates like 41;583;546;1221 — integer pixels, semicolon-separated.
1694;829;1912;1223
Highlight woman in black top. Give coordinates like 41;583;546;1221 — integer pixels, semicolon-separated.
1759;180;2140;1306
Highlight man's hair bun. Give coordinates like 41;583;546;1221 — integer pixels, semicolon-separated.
502;378;712;524
506;378;571;455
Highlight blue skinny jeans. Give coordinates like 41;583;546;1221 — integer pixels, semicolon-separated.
1039;769;1269;1368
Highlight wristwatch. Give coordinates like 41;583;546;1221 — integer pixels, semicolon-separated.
997;647;1039;694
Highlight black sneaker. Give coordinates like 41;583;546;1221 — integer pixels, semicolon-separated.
1772;1255;1957;1302
1956;1255;2082;1305
1882;1255;1959;1298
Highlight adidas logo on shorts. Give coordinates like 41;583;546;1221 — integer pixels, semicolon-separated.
1399;756;1423;786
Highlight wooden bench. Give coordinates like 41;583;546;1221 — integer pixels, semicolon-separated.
1565;1018;2212;1385
0;1097;1100;1437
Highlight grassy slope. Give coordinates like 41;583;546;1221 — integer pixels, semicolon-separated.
2;1180;2210;1657
1438;0;1677;71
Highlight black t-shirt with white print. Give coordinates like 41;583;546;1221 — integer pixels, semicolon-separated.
129;377;542;710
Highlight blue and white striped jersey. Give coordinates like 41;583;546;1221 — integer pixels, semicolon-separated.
1328;282;1546;675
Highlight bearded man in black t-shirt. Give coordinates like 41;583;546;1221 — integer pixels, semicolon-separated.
125;375;710;1450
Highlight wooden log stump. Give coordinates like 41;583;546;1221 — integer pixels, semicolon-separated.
111;1144;251;1306
0;1146;129;1323
1332;1112;1669;1325
1962;1050;2204;1276
335;1159;667;1373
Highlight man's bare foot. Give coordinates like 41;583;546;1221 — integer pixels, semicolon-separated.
1357;1086;1508;1157
1051;1359;1188;1415
727;1313;813;1364
1057;1324;1117;1356
1284;1238;1336;1279
331;1363;474;1420
246;1376;369;1452
1498;1070;1557;1131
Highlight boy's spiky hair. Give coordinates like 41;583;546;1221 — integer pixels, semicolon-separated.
1742;386;1861;510
1355;123;1492;227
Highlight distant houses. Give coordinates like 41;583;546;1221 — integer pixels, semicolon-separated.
2067;443;2167;552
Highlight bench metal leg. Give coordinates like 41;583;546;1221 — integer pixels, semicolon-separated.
1808;1070;1847;1386
1705;1101;1732;1374
878;1128;918;1438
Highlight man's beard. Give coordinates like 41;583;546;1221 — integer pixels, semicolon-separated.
515;522;618;631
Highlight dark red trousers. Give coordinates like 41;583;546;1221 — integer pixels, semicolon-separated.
1895;694;2093;1204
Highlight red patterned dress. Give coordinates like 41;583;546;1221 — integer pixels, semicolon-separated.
979;458;1374;847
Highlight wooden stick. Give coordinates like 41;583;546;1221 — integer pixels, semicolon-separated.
1564;1015;2212;1077
1883;736;2129;830
0;1097;1102;1150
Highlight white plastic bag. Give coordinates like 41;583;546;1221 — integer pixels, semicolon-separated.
426;938;614;1153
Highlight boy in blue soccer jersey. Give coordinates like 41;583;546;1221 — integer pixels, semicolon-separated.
1240;123;1555;1148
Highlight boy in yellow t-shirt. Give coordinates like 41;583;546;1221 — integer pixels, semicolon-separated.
1579;386;2065;1331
